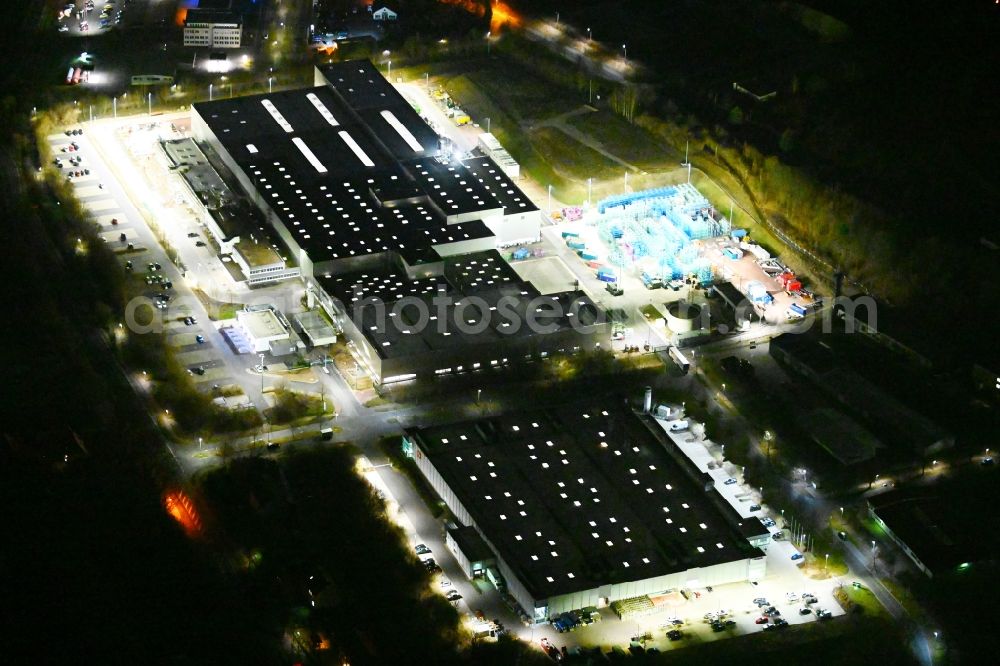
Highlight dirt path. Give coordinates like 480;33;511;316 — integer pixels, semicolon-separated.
530;105;644;174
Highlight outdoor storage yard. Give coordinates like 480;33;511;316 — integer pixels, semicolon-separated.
534;182;818;326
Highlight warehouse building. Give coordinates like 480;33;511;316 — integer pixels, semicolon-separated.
183;10;243;49
770;333;954;455
318;250;609;384
190;59;540;291
404;402;767;621
868;479;999;578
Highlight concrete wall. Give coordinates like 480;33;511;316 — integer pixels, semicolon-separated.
431;236;495;258
446;207;504;227
543;556;764;616
490;210;541;247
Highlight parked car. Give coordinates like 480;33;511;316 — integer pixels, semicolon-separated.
723;477;737;485
799;608;812;615
749;504;761;512
791;553;804;561
755;617;769;624
195;335;205;344
666;630;683;641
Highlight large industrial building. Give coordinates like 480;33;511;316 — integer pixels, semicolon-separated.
404;402;767;621
318;250;608;384
187;60;591;382
191;60;540;284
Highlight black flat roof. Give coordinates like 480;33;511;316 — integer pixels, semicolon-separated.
409;403;762;601
869;474;1000;573
405;156;538;218
193;62;540;268
320;251;602;360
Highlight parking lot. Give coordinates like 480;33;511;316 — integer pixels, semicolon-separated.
56;0;132;37
352;388;848;657
49;124;262;410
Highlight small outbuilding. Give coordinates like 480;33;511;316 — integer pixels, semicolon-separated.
372;6;398;22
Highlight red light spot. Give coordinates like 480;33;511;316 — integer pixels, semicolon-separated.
164;490;202;536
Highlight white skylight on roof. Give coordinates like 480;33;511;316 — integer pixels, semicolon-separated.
306;92;339;126
338;131;375;167
246;144;258;154
380;109;424;152
261;99;293;133
292;137;328;174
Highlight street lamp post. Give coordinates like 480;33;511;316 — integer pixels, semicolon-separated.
547;184;552;214
259;353;266;394
486;116;490;133
268;77;273;93
148;92;152;116
587;27;592;42
387;60;392;79
209;83;214;101
112;97;117;119
622;43;627;60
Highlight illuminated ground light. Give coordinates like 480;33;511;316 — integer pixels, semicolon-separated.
164;490;202;536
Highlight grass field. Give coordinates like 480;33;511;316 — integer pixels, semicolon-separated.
528;126;623;183
566;110;682;171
